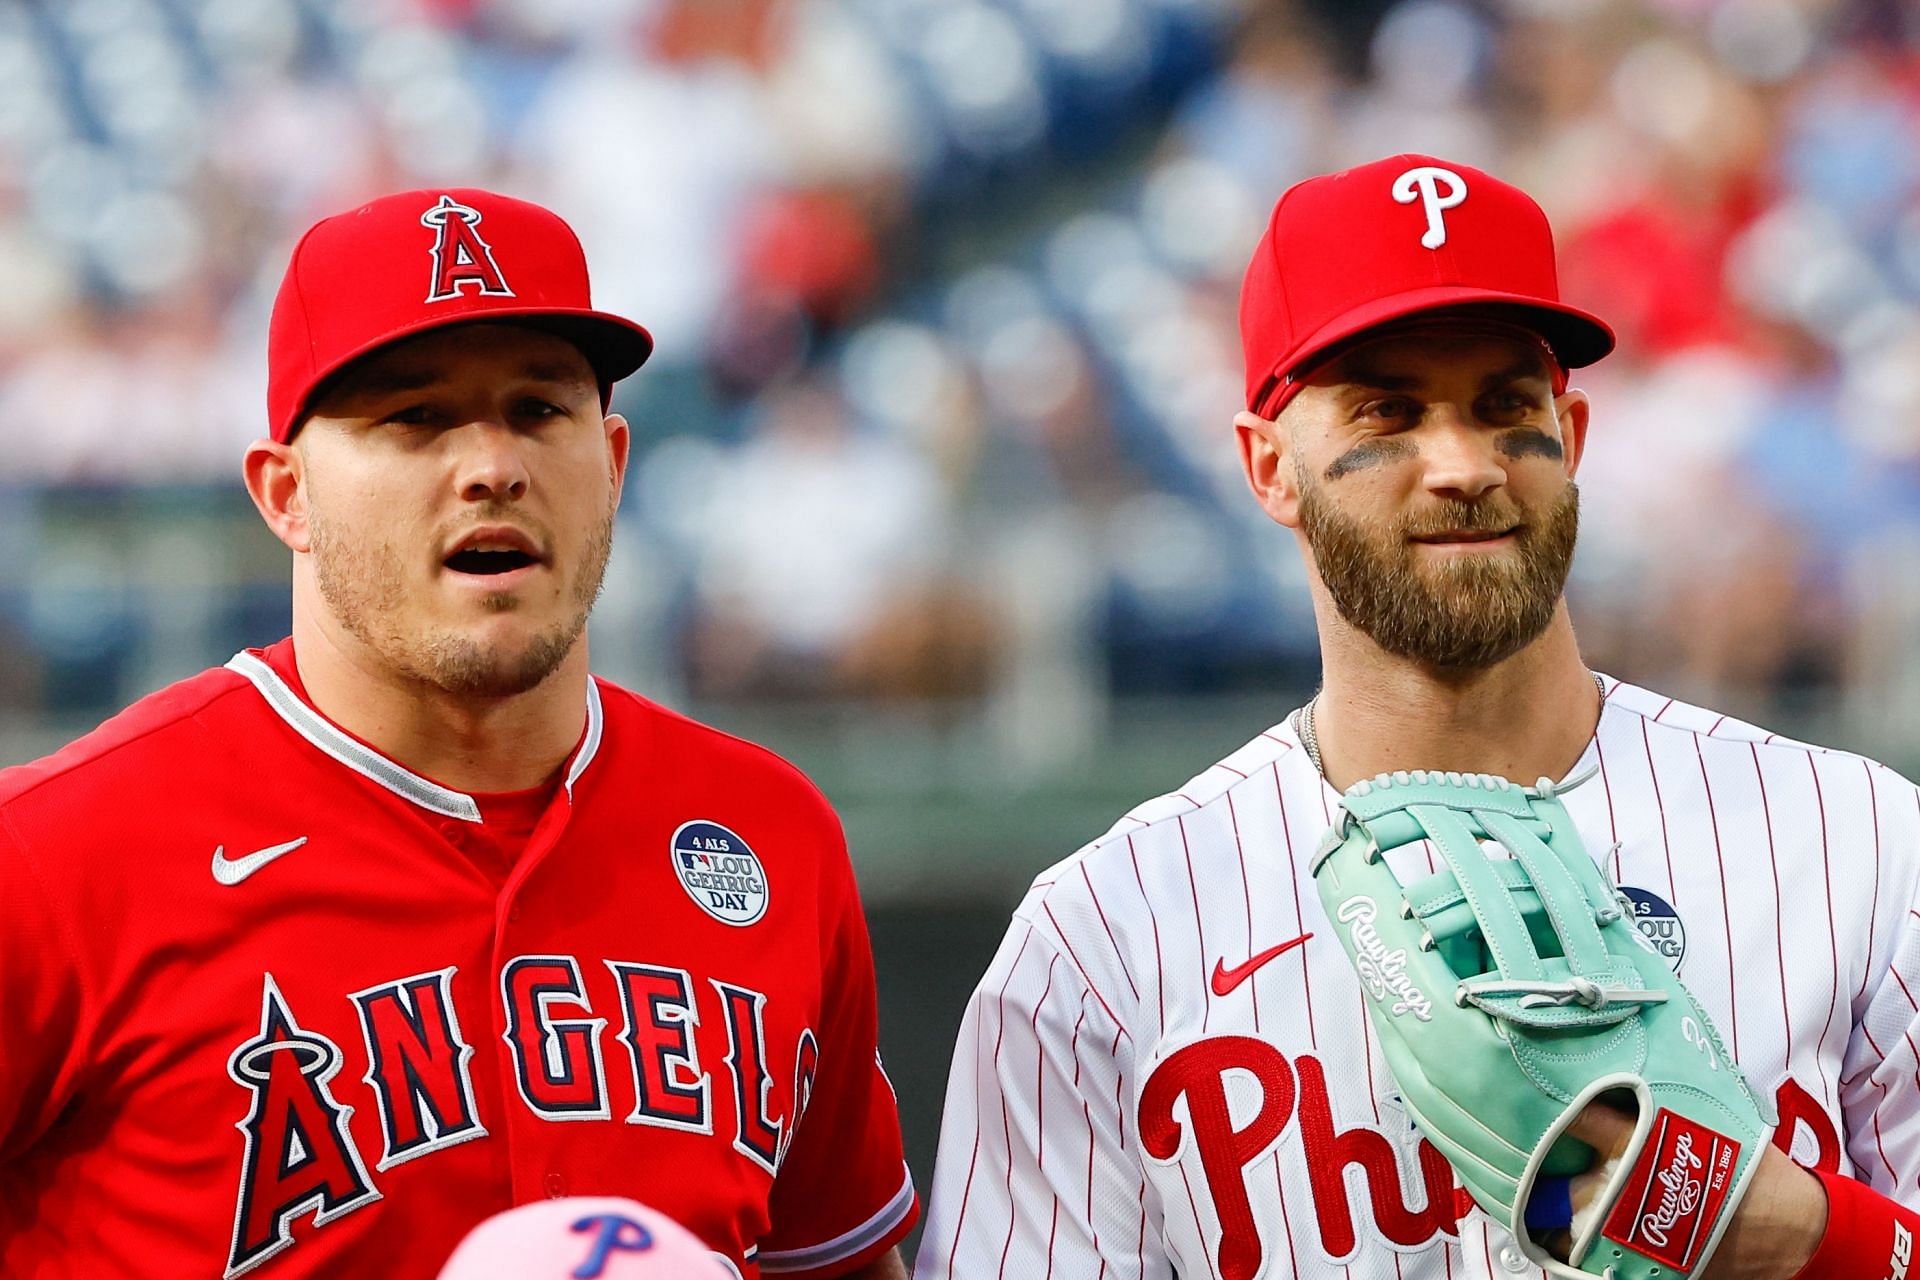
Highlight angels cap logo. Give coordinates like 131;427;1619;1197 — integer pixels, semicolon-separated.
1391;165;1467;250
671;821;768;926
420;194;514;302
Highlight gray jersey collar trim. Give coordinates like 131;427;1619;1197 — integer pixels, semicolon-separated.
566;679;604;800
226;652;608;823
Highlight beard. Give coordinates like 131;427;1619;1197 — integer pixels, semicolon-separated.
309;498;616;699
1297;470;1579;670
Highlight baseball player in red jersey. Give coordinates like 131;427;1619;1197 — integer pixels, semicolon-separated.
0;190;915;1279
917;155;1920;1279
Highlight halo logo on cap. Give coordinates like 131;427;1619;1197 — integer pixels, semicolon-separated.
420;194;514;303
1390;165;1467;249
671;821;768;926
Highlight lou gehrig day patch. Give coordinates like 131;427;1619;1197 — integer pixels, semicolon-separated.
1600;1108;1740;1271
1619;886;1687;973
671;821;768;926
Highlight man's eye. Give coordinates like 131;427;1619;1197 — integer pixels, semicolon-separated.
1361;397;1417;423
1485;390;1538;416
517;399;564;419
385;405;437;426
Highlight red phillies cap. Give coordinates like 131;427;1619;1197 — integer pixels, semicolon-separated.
436;1197;731;1279
268;188;654;442
1239;154;1614;417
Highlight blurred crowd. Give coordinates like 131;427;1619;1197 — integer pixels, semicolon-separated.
5;0;1920;743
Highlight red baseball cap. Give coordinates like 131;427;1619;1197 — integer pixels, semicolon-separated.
268;188;654;442
1239;154;1614;418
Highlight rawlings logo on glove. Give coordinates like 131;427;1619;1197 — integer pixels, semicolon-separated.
1336;897;1434;1020
1312;768;1776;1280
1604;1111;1738;1269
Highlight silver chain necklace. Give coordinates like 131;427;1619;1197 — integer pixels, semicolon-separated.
1296;670;1609;779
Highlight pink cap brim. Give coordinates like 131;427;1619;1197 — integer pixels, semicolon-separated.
437;1197;730;1279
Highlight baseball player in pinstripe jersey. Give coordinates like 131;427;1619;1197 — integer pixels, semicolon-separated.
915;155;1920;1280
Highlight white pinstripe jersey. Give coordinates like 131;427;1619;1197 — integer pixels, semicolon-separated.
915;676;1920;1280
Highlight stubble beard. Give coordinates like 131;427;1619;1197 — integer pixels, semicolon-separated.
1297;468;1579;670
309;501;616;699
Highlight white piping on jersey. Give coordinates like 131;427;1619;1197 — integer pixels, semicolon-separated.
224;651;605;822
756;1164;915;1272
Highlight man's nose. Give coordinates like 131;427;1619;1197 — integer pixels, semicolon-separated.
455;419;531;502
1419;408;1505;500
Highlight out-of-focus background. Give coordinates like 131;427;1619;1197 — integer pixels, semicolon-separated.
3;0;1919;1244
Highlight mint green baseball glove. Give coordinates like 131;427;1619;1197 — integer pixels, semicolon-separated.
1311;769;1776;1280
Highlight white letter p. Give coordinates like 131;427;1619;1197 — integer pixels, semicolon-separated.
1391;166;1468;250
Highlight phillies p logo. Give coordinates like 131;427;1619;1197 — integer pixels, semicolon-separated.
421;194;514;302
1391;165;1467;250
567;1213;654;1277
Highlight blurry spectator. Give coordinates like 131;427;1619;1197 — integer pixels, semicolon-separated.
1170;5;1335;198
513;0;783;364
8;0;1920;745
678;375;996;701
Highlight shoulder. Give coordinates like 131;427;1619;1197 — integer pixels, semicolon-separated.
591;678;842;831
1600;679;1804;748
1009;717;1307;1013
1050;717;1304;866
1596;675;1920;841
1601;675;1906;777
0;662;255;819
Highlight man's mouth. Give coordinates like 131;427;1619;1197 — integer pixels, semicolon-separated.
441;528;547;578
1410;526;1520;545
444;547;540;575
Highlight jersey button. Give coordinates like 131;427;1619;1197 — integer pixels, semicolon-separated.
544;1172;567;1199
1498;1241;1531;1273
439;823;466;847
508;904;522;924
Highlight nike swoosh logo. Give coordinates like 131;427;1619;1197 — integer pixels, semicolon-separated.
1211;932;1314;996
212;838;309;886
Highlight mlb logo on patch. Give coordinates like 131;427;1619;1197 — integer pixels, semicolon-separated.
1619;886;1686;973
671;821;768;926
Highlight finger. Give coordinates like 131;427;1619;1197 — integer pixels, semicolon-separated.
1563;1099;1636;1159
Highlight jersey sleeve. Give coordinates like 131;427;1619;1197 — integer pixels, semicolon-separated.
913;908;1172;1280
0;813;88;1165
1838;767;1920;1200
1841;903;1920;1198
758;828;917;1278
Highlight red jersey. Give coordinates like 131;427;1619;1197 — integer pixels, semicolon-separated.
0;640;916;1278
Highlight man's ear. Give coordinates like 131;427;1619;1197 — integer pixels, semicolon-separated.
1235;409;1302;529
604;412;631;506
1555;389;1590;478
243;437;312;554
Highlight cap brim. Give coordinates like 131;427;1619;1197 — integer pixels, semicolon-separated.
1255;286;1614;413
284;307;654;439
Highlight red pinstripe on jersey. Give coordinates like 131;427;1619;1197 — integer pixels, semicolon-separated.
918;676;1920;1280
1695;732;1741;1058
